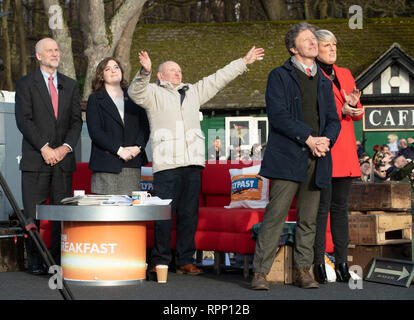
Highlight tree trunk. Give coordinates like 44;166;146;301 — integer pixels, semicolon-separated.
15;0;28;77
200;0;211;22
224;0;235;21
179;5;192;23
239;0;250;22
32;0;47;39
260;0;287;20
113;0;139;80
2;0;13;90
80;0;147;101
114;11;141;82
319;0;328;19
42;0;77;79
209;0;225;23
303;0;314;20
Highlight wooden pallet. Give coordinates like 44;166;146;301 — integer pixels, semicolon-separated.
348;213;412;245
266;246;293;284
348;182;411;211
347;243;412;277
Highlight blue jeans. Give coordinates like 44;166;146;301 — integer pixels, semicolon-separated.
151;166;202;266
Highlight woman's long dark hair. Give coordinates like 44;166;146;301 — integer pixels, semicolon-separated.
91;57;128;93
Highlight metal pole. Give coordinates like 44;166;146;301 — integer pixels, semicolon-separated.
0;172;74;300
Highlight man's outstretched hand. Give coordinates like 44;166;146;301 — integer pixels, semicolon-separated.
139;51;151;74
243;46;265;65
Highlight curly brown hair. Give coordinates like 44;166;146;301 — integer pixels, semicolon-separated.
91;57;128;93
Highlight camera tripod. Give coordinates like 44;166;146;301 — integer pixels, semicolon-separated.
0;171;74;300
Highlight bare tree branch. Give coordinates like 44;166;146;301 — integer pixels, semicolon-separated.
42;0;76;79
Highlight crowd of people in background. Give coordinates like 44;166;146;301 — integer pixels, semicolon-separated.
357;134;414;187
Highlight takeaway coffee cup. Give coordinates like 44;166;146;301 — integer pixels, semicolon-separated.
156;265;168;283
131;191;151;205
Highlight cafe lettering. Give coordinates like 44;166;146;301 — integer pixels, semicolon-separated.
363;105;414;131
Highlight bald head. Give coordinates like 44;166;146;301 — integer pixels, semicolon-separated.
157;61;182;88
35;38;60;73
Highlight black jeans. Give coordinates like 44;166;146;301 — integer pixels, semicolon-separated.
314;177;353;265
151;166;201;266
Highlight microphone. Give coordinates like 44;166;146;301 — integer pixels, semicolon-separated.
57;84;63;90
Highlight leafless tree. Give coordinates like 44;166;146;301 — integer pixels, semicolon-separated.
38;0;147;100
260;0;288;20
1;0;13;90
15;0;27;77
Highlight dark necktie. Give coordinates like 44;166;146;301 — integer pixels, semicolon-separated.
178;85;189;106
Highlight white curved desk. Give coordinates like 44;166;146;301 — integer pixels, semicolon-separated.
37;204;171;286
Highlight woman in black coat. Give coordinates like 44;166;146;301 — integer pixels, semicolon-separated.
86;57;150;195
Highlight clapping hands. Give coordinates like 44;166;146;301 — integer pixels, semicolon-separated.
342;87;363;117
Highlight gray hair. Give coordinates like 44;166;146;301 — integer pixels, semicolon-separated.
158;61;177;74
285;22;316;56
315;29;337;43
158;61;167;73
35;37;56;54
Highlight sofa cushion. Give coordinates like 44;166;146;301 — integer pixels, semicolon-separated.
226;165;269;208
199;207;297;232
195;231;256;254
198;207;265;233
204;194;230;207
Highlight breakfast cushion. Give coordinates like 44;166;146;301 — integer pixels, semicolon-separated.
225;165;269;209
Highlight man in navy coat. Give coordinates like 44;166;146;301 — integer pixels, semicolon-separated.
251;22;341;290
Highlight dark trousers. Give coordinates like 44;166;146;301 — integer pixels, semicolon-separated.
152;166;201;266
253;157;320;273
314;177;353;265
22;167;73;268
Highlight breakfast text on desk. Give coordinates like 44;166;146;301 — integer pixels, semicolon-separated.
61;241;118;255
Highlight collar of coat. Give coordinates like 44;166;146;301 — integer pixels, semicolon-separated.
95;86;128;101
157;80;189;91
282;58;331;84
290;56;317;77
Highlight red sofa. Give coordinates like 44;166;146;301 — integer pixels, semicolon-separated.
146;161;333;277
39;162;93;247
40;162;334;278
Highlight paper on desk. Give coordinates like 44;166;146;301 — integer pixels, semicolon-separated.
144;196;172;205
101;196;132;206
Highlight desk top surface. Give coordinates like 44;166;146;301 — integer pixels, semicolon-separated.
36;204;171;222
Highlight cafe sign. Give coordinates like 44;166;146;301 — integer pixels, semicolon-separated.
363;105;414;131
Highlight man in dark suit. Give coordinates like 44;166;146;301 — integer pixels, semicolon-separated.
251;23;341;290
207;137;225;161
15;38;82;274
